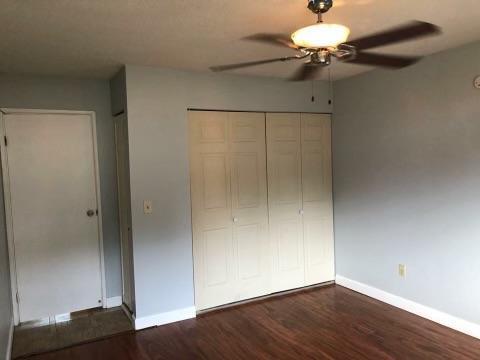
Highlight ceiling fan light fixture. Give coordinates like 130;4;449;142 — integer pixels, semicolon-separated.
291;23;350;48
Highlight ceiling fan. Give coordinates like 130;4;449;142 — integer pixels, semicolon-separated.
210;0;441;81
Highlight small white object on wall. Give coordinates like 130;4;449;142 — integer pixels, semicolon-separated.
144;200;153;214
474;75;480;89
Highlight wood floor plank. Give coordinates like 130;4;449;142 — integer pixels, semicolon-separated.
27;285;480;359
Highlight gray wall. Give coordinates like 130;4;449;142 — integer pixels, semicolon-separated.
0;74;122;298
0;164;11;360
333;41;480;324
124;65;333;318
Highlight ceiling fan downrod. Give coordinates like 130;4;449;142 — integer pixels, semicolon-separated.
308;0;333;23
307;0;333;15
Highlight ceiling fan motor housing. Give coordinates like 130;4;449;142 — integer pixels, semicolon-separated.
308;0;333;14
311;51;331;66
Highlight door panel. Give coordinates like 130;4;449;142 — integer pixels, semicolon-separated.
276;152;300;203
236;223;262;280
232;153;260;208
5;112;102;322
204;227;231;286
202;155;229;210
277;219;302;270
301;114;335;285
189;111;234;310
266;113;305;293
229;112;269;301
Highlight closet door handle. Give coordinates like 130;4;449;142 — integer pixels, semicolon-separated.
233;217;239;223
299;209;304;216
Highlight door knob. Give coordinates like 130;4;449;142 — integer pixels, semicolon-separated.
233;217;239;223
86;209;96;217
299;209;304;216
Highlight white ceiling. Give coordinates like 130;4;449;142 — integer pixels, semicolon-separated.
1;0;480;81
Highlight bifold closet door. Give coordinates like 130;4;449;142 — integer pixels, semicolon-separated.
229;112;270;301
189;111;269;311
266;113;305;293
301;114;335;285
190;111;234;310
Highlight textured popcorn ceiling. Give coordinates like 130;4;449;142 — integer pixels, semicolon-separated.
1;0;479;80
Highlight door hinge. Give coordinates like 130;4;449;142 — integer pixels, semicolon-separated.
16;292;19;304
4;136;7;147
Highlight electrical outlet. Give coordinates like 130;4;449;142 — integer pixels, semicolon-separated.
143;200;153;214
398;264;407;278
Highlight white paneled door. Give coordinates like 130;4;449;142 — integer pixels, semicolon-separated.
301;114;335;285
190;110;335;311
190;111;235;310
2;110;103;323
266;113;305;293
189;111;269;310
229;112;269;301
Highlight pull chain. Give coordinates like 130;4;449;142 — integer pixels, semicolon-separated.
311;80;315;102
328;68;333;105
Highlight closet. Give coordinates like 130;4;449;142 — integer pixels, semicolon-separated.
189;110;334;311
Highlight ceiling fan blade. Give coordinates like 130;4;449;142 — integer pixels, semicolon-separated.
289;63;322;81
210;56;300;72
344;21;441;50
243;33;298;49
346;52;421;68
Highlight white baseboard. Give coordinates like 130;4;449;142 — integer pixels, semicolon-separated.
134;306;196;330
105;296;123;308
336;275;480;340
6;317;13;360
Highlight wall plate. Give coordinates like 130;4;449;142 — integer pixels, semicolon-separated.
474;76;480;89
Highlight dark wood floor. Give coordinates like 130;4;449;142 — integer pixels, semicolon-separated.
28;285;480;359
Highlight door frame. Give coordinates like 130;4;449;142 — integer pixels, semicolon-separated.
113;112;134;313
0;108;107;325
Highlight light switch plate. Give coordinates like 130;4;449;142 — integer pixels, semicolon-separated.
474;75;480;89
144;200;153;214
398;264;407;278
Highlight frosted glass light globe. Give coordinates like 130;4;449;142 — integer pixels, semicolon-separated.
291;23;350;48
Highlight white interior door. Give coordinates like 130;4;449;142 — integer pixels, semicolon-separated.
266;113;305;293
229;112;269;302
189;111;235;310
114;113;135;313
3;111;103;322
301;114;335;285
